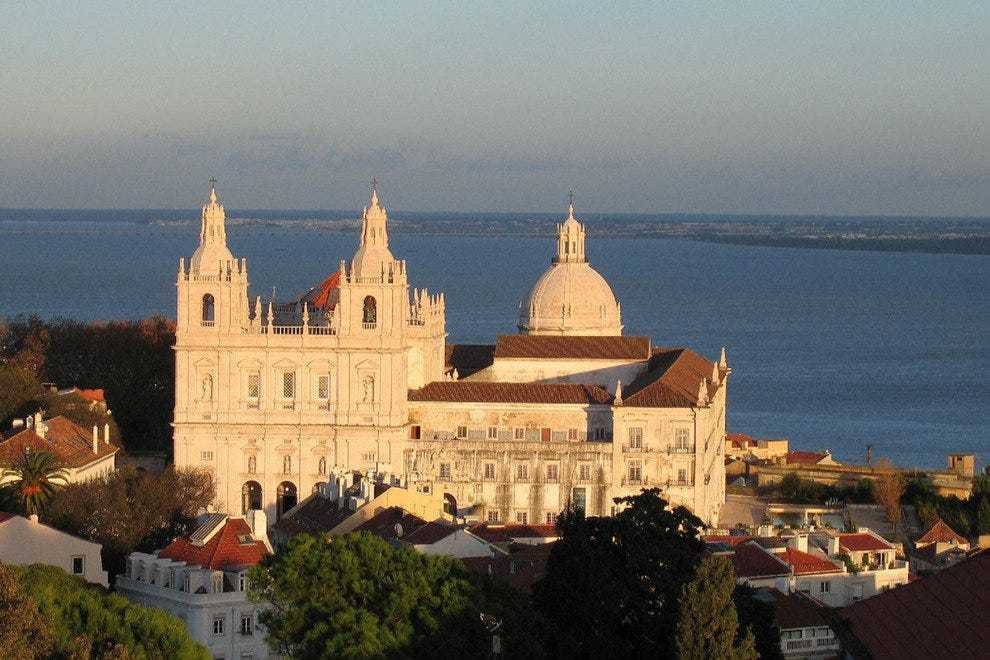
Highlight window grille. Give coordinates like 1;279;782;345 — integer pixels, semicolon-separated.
282;372;295;399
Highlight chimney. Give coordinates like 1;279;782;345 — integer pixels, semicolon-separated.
92;427;99;455
245;509;270;550
788;534;809;553
104;423;111;445
29;514;38;523
11;418;24;430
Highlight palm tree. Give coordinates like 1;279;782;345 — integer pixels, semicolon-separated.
1;449;68;516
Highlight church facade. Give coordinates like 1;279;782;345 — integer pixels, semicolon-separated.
173;184;727;526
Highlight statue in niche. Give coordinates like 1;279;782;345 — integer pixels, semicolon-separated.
362;375;375;403
200;374;214;402
247;455;256;474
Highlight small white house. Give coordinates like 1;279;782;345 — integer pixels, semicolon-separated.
115;511;272;660
0;512;108;586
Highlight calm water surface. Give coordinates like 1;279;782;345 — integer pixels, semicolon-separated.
1;212;987;469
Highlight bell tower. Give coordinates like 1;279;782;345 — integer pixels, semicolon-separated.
176;180;249;335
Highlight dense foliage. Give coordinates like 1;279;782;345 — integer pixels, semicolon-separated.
535;488;735;657
906;474;990;537
733;584;785;660
0;315;174;452
45;466;215;581
763;472;874;505
0;563;208;659
250;532;531;659
0;448;68;516
676;555;757;660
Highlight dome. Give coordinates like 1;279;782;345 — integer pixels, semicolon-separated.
519;261;622;336
519;198;622;336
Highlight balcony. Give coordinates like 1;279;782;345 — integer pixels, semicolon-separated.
668;446;695;454
362;322;377;330
622;444;644;453
200;320;215;327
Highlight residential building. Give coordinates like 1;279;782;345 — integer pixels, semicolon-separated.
755;588;841;659
0;512;108;586
115;513;272;660
172;183;728;528
0;413;117;483
724;432;788;461
910;517;971;573
838;549;990;659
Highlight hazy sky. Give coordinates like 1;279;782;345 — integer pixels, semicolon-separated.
1;2;987;215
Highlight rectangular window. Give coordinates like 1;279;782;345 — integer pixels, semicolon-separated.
628;427;643;449
820;581;830;594
516;464;528;481
240;614;253;636
488;426;498;439
410;425;421;440
316;375;330;400
628;461;642;482
484;463;496;480
456;426;467;439
677;468;688;484
572;487;587;514
546;512;558;525
515;511;528;524
675;428;691;451
238;573;247;592
546;464;558;482
514;427;525;440
201;451;213;462
213;616;225;637
282;372;295;399
71;556;84;575
247;374;260;400
579;464;591;481
568;428;578;440
182;573;191;592
594;427;606;441
540;427;551;442
439;463;451;480
487;510;500;523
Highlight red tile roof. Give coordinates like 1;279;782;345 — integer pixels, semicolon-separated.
408;381;613;405
785;451;829;465
77;388;105;402
764;588;832;630
729;543;792;579
839;532;893;553
840;549;990;660
354;507;429;541
726;433;754;449
310;270;341;310
0;416;118;469
402;520;462;545
461;542;553;592
703;534;756;547
494;335;650;360
777;547;842;575
622;347;718;408
159;517;268;570
469;523;559;544
444;344;496;378
917;518;969;546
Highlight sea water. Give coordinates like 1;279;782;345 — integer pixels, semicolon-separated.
0;209;986;469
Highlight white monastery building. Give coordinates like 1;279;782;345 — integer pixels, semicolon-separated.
173;183;728;527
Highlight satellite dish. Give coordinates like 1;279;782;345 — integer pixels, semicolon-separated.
394;523;403;538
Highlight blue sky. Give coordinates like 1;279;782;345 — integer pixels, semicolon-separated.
0;2;987;214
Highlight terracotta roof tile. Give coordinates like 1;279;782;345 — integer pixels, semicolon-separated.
785;451;829;465
77;388;105;402
494;335;650;360
0;416;118;469
838;532;894;553
402;520;461;545
729;542;792;578
917;518;969;546
777;547;842;575
703;534;755;547
158;518;268;570
622;347;717;408
840;549;990;660
469;523;559;544
764;589;831;630
444;344;496;377
408;381;613;405
354;507;429;541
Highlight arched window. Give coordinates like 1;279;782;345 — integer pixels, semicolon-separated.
276;481;297;520
202;294;215;325
241;481;262;514
443;493;458;518
362;296;377;325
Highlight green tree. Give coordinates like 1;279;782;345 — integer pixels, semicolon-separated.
45;466;215;581
250;532;492;659
1;448;67;516
534;488;706;657
975;496;990;536
0;563;54;659
14;563;208;659
676;555;757;660
733;584;784;660
0;365;43;427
